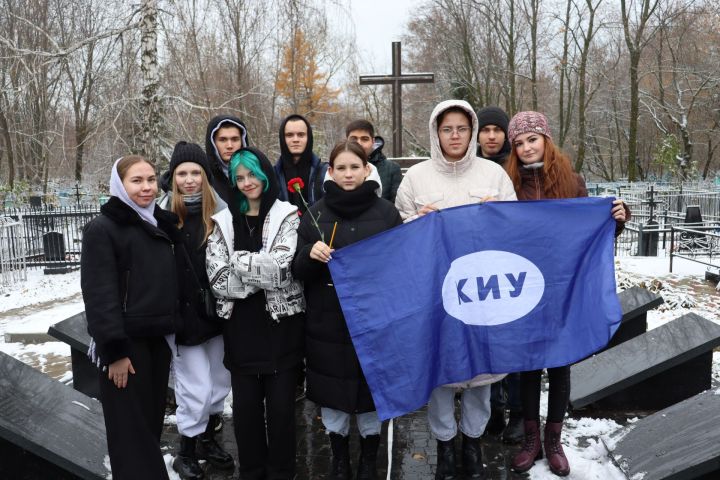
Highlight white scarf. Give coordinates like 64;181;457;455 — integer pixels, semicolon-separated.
108;157;158;227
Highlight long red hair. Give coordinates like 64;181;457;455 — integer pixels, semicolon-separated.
506;136;578;199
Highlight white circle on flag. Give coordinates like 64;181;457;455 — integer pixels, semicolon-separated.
441;250;545;326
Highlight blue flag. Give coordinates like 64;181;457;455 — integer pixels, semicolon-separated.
328;197;621;420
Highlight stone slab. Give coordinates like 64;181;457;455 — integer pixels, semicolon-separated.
606;286;664;350
0;351;108;479
47;311;91;353
617;286;664;323
610;389;720;479
570;313;720;409
3;332;56;344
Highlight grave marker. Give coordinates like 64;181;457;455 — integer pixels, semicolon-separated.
0;352;108;479
570;313;720;410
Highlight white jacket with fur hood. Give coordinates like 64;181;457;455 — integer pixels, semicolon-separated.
395;99;516;388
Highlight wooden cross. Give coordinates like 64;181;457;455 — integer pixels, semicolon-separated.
359;42;434;157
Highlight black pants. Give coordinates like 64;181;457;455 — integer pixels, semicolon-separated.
231;368;298;480
99;336;171;480
520;366;570;423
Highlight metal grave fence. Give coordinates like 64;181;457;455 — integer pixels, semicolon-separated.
0;216;27;289
1;205;101;268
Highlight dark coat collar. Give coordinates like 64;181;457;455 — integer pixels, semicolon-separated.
101;196;179;236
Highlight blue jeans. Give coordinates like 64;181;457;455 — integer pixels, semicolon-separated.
321;407;381;438
427;384;491;441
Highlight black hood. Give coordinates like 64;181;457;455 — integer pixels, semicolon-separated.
277;114;314;166
369;135;386;164
205;115;250;165
229;147;279;252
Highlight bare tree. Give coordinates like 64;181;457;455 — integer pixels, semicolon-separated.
573;0;603;172
139;0;163;165
640;4;719;179
620;0;660;181
57;0;121;182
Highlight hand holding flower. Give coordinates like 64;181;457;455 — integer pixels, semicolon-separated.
287;177;324;241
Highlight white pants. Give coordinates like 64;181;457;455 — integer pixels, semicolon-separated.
427;384;491;441
166;334;231;437
321;407;381;438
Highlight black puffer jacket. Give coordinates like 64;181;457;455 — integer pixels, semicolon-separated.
81;196;181;366
292;182;402;413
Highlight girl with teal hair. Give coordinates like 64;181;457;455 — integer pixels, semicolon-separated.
229;150;270;214
206;147;305;479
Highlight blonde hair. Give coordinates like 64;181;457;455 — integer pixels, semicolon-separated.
170;168;217;244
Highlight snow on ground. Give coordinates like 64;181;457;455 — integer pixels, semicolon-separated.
0;268;81;312
0;256;718;479
0;269;83;377
617;255;708;278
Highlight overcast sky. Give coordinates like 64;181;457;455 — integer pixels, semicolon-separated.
349;0;415;73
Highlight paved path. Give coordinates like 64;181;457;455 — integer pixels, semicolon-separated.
162;398;530;479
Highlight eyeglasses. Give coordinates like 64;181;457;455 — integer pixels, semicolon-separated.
439;126;472;136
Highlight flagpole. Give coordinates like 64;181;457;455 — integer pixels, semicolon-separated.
385;418;393;479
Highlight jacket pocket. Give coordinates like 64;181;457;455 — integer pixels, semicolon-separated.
468;188;499;201
413;192;445;208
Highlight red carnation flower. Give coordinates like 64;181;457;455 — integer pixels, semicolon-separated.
286;177;323;241
287;177;305;193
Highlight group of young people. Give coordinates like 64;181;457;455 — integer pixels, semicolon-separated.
80;100;628;480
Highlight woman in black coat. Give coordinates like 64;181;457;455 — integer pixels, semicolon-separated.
81;155;179;480
292;141;402;480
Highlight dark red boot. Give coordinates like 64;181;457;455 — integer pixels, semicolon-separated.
544;421;570;476
511;419;542;473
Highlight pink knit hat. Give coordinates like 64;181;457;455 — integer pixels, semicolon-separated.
507;111;552;143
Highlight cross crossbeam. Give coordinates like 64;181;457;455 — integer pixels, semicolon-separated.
359;42;434;157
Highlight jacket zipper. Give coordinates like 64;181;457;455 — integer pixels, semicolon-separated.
122;270;130;312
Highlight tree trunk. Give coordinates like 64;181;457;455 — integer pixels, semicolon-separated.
529;0;538;111
0;99;14;188
140;0;162;165
507;0;517;113
627;50;640;181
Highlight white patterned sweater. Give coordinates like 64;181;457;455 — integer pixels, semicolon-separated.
206;200;306;321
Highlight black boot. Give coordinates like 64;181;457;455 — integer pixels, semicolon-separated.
207;412;223;433
435;438;456;480
197;417;235;470
461;434;485;479
329;432;352;480
483;407;506;436
502;411;524;445
356;434;380;480
172;435;204;480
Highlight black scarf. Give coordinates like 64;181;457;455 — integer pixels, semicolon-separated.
230;147;279;253
478;142;511;166
282;155;312;210
323;180;379;219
